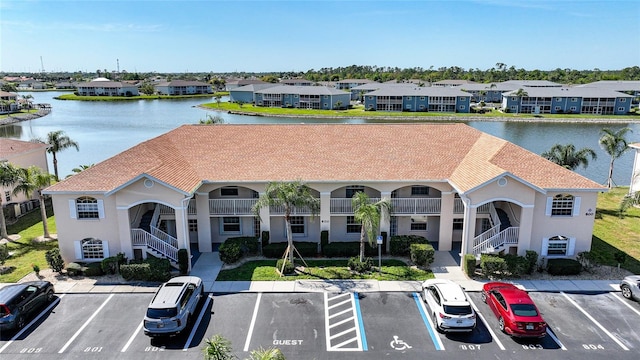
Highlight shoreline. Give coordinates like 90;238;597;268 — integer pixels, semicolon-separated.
0;107;52;126
200;106;640;124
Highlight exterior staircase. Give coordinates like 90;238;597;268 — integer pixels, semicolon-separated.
131;205;180;268
472;204;519;256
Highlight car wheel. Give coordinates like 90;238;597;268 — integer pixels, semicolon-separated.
16;315;26;330
481;292;487;303
46;289;55;302
498;317;505;332
621;285;632;299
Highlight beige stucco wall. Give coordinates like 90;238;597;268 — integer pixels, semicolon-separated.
2;147;49;204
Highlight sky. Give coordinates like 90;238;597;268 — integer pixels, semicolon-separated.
1;0;639;74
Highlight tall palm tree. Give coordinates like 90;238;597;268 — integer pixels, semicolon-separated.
33;130;79;180
599;127;632;188
352;192;391;262
252;181;320;264
541;143;597;171
0;162;20;240
619;190;640;216
67;164;94;178
12;166;55;239
199;114;225;125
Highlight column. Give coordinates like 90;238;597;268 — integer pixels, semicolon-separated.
175;201;191;272
517;206;535;256
319;192;331;232
438;192;455;251
116;206;134;260
461;200;477;259
195;193;212;252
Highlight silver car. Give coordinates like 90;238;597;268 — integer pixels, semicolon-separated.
143;276;204;337
620;275;640;301
421;279;476;333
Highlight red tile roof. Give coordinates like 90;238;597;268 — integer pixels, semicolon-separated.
0;138;49;160
44;123;605;194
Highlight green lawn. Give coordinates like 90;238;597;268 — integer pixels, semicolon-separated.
54;92;228;101
216;259;434;281
201;101;640;121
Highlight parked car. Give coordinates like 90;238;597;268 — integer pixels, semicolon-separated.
421;279;476;332
481;282;547;338
143;276;204;337
0;281;55;331
620;275;640;301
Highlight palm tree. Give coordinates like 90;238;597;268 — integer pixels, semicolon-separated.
67;164;95;178
12;166;55;239
619;191;640;216
599;127;632;188
202;334;235;360
199;114;225;125
0;162;20;240
249;347;286;360
513;88;529;98
541;143;597;171
33;130;79;180
252;181;320;264
351;192;391;263
214;93;222;108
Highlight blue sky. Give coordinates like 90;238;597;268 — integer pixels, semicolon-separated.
1;0;639;73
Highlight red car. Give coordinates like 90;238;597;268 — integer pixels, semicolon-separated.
481;282;547;338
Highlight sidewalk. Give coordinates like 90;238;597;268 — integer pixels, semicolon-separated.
0;251;623;294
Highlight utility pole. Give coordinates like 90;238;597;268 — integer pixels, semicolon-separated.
40;56;45;73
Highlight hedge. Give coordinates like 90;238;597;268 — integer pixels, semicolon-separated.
219;236;260;264
547;258;582;275
178;249;189;274
480;254;507;278
120;257;172;282
275;259;295;275
410;243;435;267
390;235;429;256
322;242;377;257
262;242;318;258
464;254;477;277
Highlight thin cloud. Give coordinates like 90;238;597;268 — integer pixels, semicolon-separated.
2;20;163;33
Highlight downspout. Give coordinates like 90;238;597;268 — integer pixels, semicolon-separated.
459;194;472;264
181;196;192;273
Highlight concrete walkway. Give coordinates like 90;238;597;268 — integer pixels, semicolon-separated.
1;251;623;294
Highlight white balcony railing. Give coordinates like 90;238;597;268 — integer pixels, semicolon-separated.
391;198;441;214
330;198;380;214
209;199;257;215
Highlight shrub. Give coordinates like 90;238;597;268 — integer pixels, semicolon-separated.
576;251;599;272
480;254;507;278
275;259;295;275
249;347;286;360
120;263;150;280
45;248;65;273
0;244;8;266
226;236;260;256
101;256;119;275
348;256;373;273
322;242;377;257
410;243;434;267
502;254;528;277
524;250;538;275
219;242;242;264
547;258;582;275
261;231;270;248
389;235;429;256
83;262;104;276
203;334;235;360
66;262;82;276
178;249;189;275
320;230;329;250
146;257;172;282
464;254;477;277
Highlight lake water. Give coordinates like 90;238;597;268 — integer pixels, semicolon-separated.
2;91;639;186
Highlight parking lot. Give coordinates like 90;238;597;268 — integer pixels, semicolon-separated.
1;289;639;360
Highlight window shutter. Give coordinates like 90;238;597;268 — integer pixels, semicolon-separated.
572;197;581;217
69;199;77;219
74;241;82;259
545;197;553;216
541;238;549;256
102;241;109;258
97;199;105;219
567;238;576;256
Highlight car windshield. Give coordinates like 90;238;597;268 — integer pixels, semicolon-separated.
510;304;538;317
443;305;473;315
146;307;177;319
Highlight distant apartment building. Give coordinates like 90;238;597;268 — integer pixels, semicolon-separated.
254;85;350;110
76;78;139;96
154;80;213;95
363;86;471;113
501;87;634;115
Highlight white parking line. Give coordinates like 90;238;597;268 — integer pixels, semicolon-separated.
243;292;262;352
121;320;144;352
545;327;567;350
612;293;640;318
59;293;114;353
0;294;66;354
561;292;629;351
183;294;214;351
467;296;505;351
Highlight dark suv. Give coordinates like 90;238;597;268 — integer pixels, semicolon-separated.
0;281;55;331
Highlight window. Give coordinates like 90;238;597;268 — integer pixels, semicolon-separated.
550;194;574;216
406;104;412;109
411;186;429;195
345;186;364;198
556;98;562;102
347;216;361;233
419;105;425;109
76;197;99;219
289;216;305;235
4;191;10;202
555;106;561;111
411;220;427;231
81;238;104;259
543;235;573;256
407;96;412;100
188;219;198;232
222;217;241;233
618;107;625;112
420;97;425;101
368;96;373;100
570;106;577;111
620;98;626;102
459;97;466;101
453;218;463;230
459;105;466;109
324;95;328;99
571;98;578;102
220;187;238;196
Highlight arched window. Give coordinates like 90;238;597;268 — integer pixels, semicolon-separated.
542;235;575;257
551;194;574;216
77;237;108;259
76;197;99;219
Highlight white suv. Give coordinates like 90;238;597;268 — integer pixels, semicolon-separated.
421;279;476;333
144;276;204;337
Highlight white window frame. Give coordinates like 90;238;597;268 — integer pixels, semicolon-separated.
570;106;577;111
346;216;361;233
556;98;562;102
541;235;576;257
221;216;241;234
618;107;625;112
288;216;306;237
545;194;580;217
70;197;104;220
571;97;578;102
74;238;109;260
420;96;425;101
555;106;561;111
410;220;427;231
459;105;465;109
620;98;626;102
